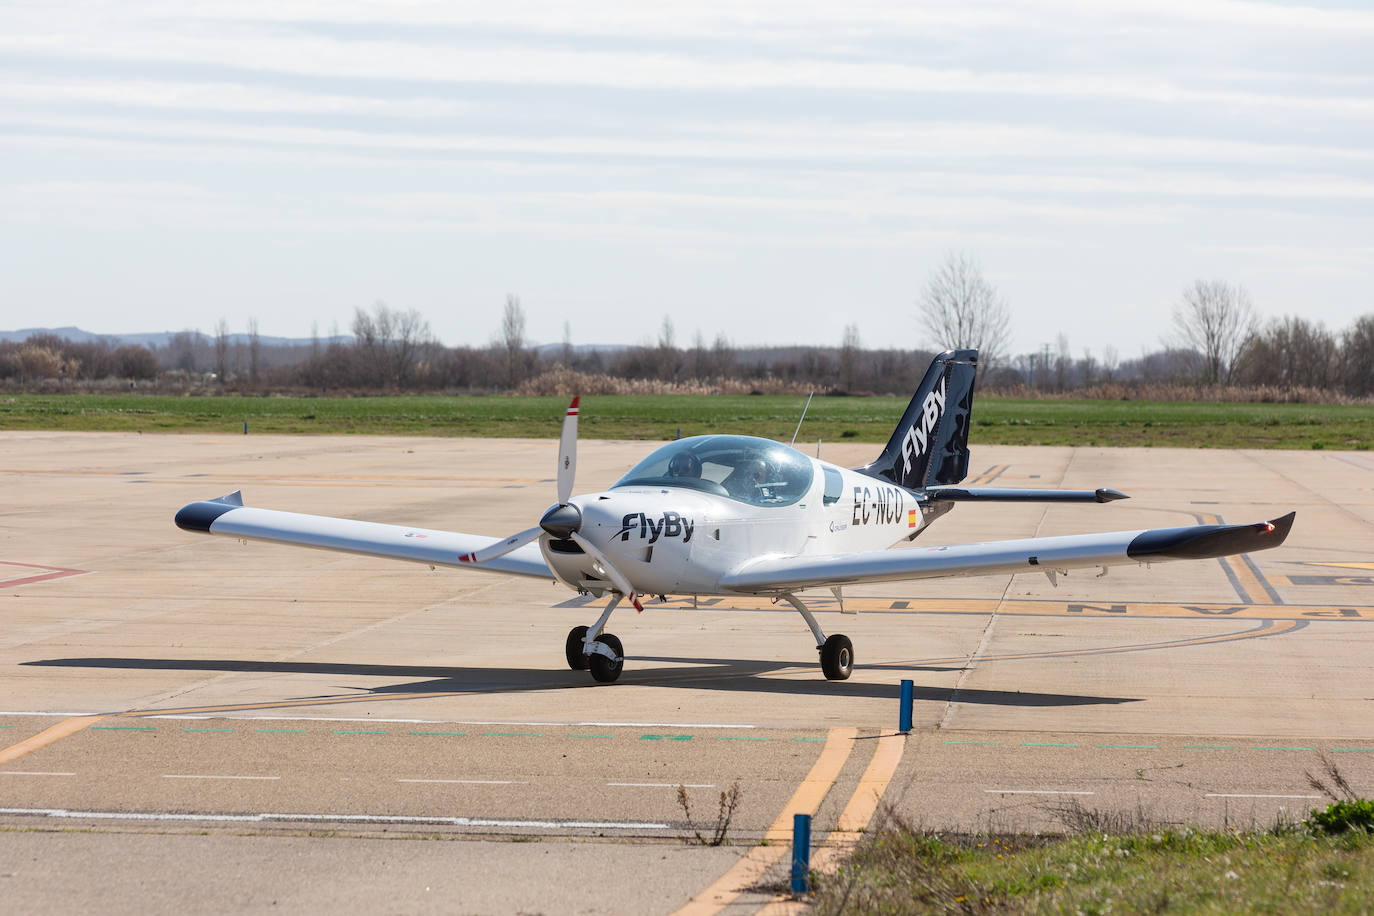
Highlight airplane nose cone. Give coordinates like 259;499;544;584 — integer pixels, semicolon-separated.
540;503;582;539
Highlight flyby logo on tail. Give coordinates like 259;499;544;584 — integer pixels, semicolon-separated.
900;375;946;478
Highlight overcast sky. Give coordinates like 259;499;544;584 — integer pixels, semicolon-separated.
2;1;1371;359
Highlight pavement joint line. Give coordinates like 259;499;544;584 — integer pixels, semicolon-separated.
397;779;520;785
609;783;714;788
162;774;281;781
0;807;672;830
1;771;75;777
1205;794;1322;799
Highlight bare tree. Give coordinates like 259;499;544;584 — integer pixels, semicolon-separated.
500;294;527;389
352;301;435;389
1341;314;1374;396
917;251;1011;379
1170;279;1257;385
214;318;230;385
839;323;861;392
247;318;261;387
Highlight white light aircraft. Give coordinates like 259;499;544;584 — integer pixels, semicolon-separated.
177;350;1294;683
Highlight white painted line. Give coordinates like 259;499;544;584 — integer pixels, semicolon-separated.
1;771;76;777
1204;793;1321;799
0;807;670;830
608;782;715;788
162;775;281;781
397;779;522;785
0;711;95;718
984;789;1095;795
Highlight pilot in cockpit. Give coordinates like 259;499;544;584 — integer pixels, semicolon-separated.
723;457;767;501
667;452;702;479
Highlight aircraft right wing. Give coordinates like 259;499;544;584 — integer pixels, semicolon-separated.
175;491;553;580
720;512;1295;593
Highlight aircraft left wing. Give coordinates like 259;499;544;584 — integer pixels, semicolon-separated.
720;512;1294;593
175;492;553;579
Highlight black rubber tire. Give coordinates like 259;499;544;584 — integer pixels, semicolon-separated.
588;632;624;683
565;626;590;670
820;634;854;680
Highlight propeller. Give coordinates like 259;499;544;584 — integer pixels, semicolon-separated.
455;397;643;610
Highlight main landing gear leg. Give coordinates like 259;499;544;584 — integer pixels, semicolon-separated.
566;595;625;683
781;593;854;681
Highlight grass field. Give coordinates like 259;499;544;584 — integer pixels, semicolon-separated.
1;393;1370;449
813;820;1374;914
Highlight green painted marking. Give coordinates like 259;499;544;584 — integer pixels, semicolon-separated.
566;734;613;738
332;729;389;735
1253;746;1314;751
944;740;1000;745
641;734;692;741
258;728;307;734
410;731;466;736
1331;748;1374;752
1183;745;1234;750
1022;742;1079;747
1096;744;1158;749
483;732;541;738
183;727;234;733
793;737;826;742
92;726;155;731
0;725;14;729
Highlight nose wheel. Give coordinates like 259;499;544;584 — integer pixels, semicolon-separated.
566;595;627;683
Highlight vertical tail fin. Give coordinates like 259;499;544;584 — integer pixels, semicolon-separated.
857;349;978;490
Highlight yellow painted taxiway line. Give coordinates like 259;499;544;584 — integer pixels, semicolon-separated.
673;726;857;916
0;715;108;767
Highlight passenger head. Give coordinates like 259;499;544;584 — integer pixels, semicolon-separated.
668;452;702;478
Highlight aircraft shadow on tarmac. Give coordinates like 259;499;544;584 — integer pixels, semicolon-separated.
23;656;1141;707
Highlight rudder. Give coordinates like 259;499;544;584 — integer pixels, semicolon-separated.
858;349;978;489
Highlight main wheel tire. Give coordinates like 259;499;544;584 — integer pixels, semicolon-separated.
565;626;590;670
588;632;624;683
820;634;854;680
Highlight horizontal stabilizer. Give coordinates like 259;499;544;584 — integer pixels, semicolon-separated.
925;487;1128;503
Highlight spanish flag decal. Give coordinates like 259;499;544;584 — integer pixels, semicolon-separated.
908;509;917;528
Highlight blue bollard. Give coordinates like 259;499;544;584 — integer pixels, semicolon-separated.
899;679;914;733
243;420;248;435
790;813;812;893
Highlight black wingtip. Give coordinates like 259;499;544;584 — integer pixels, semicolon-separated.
174;491;245;532
1127;510;1296;561
1096;488;1129;502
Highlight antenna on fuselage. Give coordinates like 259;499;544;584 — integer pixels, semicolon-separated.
789;391;815;447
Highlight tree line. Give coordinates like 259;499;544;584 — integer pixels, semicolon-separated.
3;260;1372;399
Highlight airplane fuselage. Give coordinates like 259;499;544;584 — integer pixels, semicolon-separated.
539;436;924;597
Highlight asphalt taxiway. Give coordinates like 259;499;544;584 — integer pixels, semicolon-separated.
1;432;1371;914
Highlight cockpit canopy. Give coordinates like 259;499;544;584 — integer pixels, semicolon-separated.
612;435;815;507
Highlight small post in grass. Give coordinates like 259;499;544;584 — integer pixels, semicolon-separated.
899;679;914;733
790;813;811;894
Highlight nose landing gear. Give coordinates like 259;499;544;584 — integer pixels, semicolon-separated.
566;594;627;683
